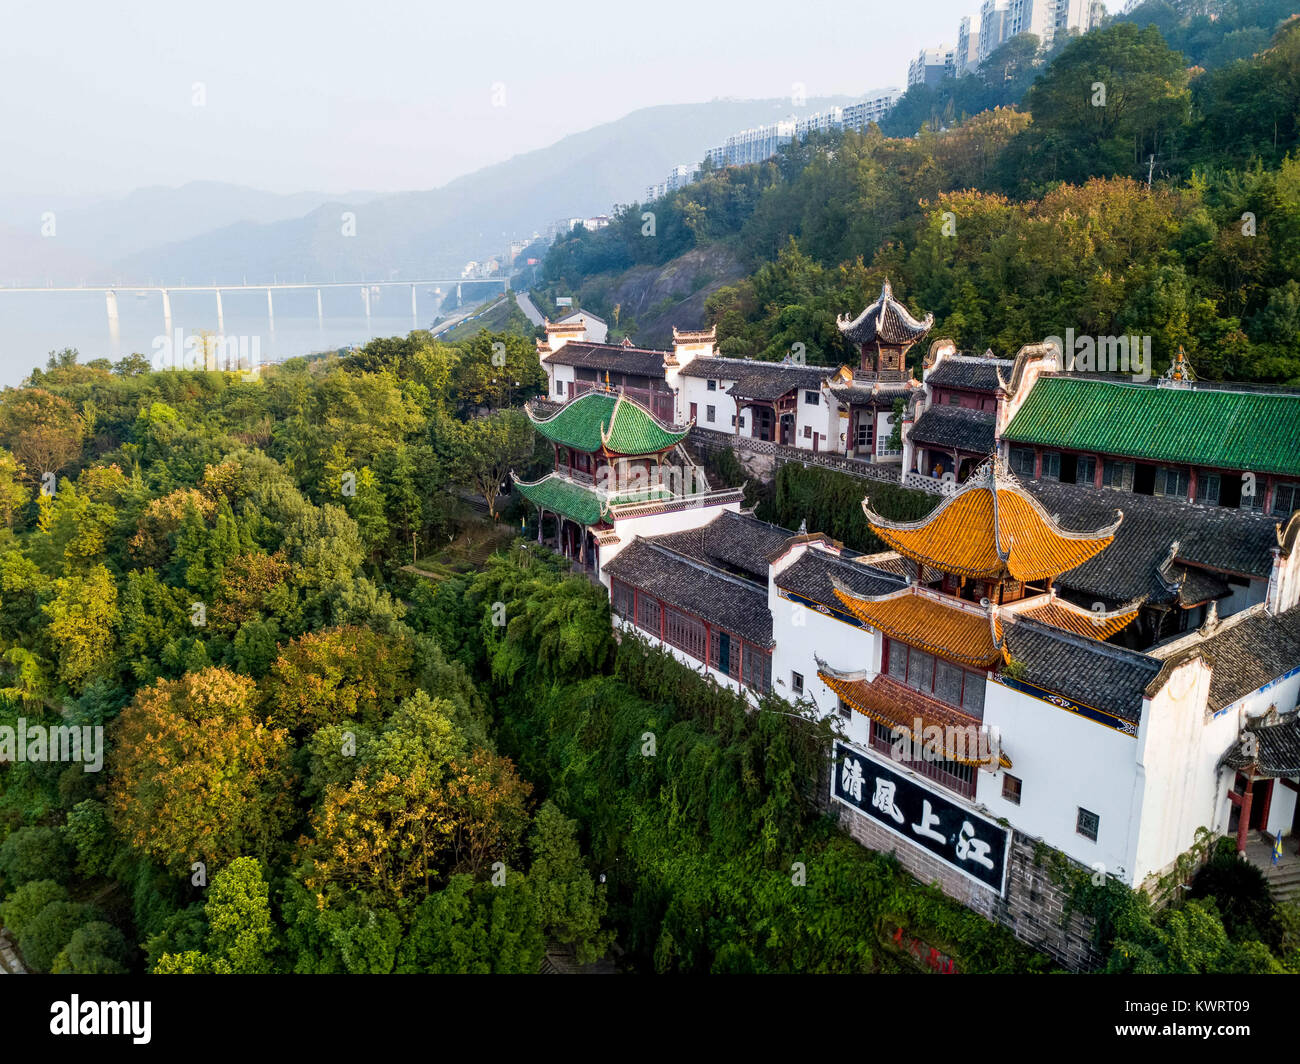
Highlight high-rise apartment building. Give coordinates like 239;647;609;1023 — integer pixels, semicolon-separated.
907;45;956;88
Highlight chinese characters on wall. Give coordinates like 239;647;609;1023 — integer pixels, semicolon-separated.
833;740;1009;894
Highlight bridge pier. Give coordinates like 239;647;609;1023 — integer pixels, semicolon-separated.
215;290;225;336
105;290;120;354
267;288;275;332
161;289;173;342
362;285;371;334
411;284;418;330
456;282;462;304
317;288;324;332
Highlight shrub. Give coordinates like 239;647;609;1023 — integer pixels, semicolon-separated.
52;921;129;974
0;825;73;888
18;899;97;973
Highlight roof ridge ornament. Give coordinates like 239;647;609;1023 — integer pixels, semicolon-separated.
1160;346;1198;388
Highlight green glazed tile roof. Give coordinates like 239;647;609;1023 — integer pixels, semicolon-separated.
528;391;689;455
1002;376;1300;478
513;474;605;525
512;473;677;527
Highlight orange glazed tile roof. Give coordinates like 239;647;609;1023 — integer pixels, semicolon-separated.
1017;596;1141;640
863;458;1121;583
831;583;1006;669
818;668;1010;767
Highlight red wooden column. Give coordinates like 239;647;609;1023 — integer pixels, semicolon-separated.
1236;772;1254;854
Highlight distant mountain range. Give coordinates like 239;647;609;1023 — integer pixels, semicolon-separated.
0;97;861;287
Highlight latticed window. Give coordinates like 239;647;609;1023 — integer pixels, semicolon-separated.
934;659;963;705
1273;482;1300;517
710;629;741;680
907;648;934;690
1009;447;1035;478
636;593;662;636
1156;466;1190;499
1102;459;1134;491
611;580;634;620
743;643;771;694
663;606;707;662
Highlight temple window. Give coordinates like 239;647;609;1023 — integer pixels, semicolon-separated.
884;638;985;718
1041;452;1061;481
1075;455;1096;486
1155;466;1190;499
1272;482;1299;517
1002;774;1022;805
663;605;708;661
636;593;662;636
1008;447;1035;478
611;579;635;619
1102;459;1134;491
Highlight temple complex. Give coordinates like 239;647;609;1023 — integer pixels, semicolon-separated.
517;295;1300;967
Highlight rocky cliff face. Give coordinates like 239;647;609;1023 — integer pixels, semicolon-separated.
573;245;745;348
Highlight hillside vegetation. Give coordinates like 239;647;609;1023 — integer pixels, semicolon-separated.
539;13;1300;384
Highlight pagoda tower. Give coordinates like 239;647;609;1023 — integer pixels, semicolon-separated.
513;386;735;573
836;278;935;380
818;457;1136;788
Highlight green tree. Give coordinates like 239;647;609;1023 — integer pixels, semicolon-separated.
528;801;612;964
42;563;119;690
440;410;533;520
52;921;129;974
1022;23;1192;185
108;668;295;871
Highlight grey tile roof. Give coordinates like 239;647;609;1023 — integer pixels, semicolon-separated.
1226;712;1300;776
545;342;669;378
859;554;946;586
1025;480;1280;605
647;511;793;582
1193;606;1300;712
1175;566;1230;607
837;280;934;346
604;538;772;646
925;356;1012;393
826;382;915;404
1002;616;1164;725
680;356;833;400
909;405;996;455
775;550;905;610
678;356;826;381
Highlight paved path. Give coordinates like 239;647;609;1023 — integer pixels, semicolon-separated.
0;929;26;974
515;291;544;326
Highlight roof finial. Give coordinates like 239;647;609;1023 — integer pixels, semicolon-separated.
1162;346;1198;385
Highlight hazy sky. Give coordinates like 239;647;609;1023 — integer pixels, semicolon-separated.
1;0;1099;202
